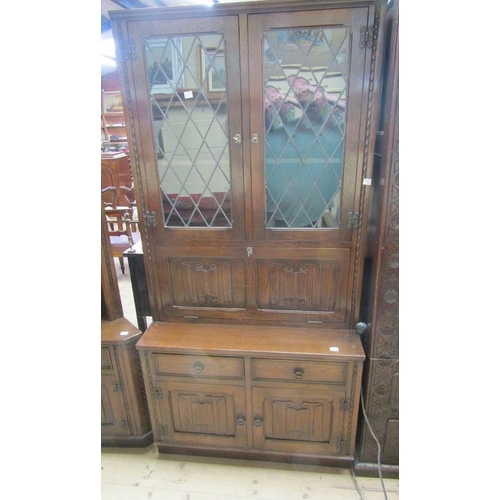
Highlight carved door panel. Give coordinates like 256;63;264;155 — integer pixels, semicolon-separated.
154;245;248;321
251;387;345;455
151;381;247;448
101;374;130;436
252;247;352;326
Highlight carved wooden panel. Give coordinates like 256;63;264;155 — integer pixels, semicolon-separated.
256;255;349;313
101;375;129;436
158;382;248;447
168;257;247;308
358;358;399;464
173;393;233;435
265;398;330;442
252;387;345;454
382;419;399;465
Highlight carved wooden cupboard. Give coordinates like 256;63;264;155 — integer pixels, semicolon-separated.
101;204;153;447
110;0;385;465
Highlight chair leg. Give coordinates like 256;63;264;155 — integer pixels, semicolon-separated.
119;257;125;274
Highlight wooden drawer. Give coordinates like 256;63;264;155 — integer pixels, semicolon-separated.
252;358;347;385
153;353;244;380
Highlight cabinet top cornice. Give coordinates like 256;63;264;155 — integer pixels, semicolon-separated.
109;0;383;22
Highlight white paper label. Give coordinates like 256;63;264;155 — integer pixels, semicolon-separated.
119;331;129;336
363;178;372;186
329;347;339;352
184;91;194;99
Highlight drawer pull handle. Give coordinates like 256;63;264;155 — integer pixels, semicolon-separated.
193;362;204;374
254;415;263;427
236;414;246;426
293;367;305;379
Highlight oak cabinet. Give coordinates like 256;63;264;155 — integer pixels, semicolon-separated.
110;0;385;464
101;318;153;447
110;0;385;328
137;322;364;464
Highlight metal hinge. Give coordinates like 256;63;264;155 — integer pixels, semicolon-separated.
112;382;123;393
144;211;157;228
347;212;360;229
151;386;163;399
360;24;377;50
119;419;130;428
339;398;353;412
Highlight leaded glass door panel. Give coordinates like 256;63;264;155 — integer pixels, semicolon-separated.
248;9;368;243
127;16;245;242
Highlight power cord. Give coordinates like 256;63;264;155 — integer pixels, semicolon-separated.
350;385;389;500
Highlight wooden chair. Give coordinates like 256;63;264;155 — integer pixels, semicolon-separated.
102;187;141;274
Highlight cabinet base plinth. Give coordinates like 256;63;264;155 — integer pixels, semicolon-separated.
353;461;399;479
157;444;354;468
101;431;154;448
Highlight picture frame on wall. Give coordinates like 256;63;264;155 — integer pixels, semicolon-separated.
103;91;123;113
199;47;226;95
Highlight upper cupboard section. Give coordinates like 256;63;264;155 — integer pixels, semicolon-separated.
120;6;373;244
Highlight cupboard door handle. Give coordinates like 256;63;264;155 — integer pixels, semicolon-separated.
253;415;263;427
236;414;246;426
193;362;204;374
293;367;305;379
232;134;242;144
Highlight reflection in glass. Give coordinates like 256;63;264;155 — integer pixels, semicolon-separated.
145;35;231;228
263;28;349;229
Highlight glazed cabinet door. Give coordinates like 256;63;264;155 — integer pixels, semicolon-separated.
123;15;246;243
247;7;373;244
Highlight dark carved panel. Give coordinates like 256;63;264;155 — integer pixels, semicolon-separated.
169;257;246;308
358;358;399;463
256;259;346;312
264;398;331;443
374;91;399;359
172;392;235;436
101;383;116;426
382;419;399;465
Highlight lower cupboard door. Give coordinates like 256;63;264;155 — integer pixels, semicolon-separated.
153;381;248;448
251;387;346;456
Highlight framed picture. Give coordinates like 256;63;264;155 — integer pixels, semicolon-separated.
200;47;226;95
103;91;123;113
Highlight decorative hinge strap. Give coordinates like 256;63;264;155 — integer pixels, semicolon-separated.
151;386;163;399
360;24;377;50
112;381;123;393
339;398;353;412
144;211;157;228
347;212;360;229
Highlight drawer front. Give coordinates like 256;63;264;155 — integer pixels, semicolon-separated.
252;358;347;385
153;353;244;380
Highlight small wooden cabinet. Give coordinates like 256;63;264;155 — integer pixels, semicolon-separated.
137;322;364;465
101;317;153;447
